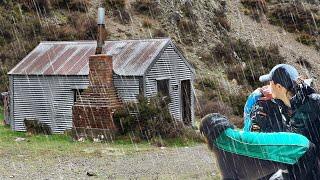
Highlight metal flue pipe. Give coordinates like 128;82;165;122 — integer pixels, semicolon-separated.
96;7;106;54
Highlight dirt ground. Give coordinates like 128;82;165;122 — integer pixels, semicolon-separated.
0;144;220;180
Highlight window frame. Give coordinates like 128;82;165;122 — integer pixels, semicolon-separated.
156;78;171;101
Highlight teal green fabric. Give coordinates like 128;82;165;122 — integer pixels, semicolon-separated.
214;128;310;165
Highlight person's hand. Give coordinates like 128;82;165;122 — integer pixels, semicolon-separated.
260;85;273;100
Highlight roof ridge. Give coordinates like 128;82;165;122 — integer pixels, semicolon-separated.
40;38;171;44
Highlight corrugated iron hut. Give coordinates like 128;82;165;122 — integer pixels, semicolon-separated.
7;39;196;133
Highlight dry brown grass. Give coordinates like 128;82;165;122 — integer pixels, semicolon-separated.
153;29;168;38
133;0;161;17
177;19;198;34
105;0;128;10
142;18;153;28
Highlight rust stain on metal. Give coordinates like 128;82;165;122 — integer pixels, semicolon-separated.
8;39;170;76
44;47;77;75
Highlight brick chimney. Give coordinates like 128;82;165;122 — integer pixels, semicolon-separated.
72;55;123;139
89;54;113;87
71;7;123;140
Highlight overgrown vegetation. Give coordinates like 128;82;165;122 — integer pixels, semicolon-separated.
16;0;90;13
212;38;285;88
0;106;3;122
241;0;320;49
296;33;317;46
105;0;127;10
133;0;161;18
195;77;247;127
193;37;285;126
114;95;203;145
0;1;100;93
268;2;320;48
240;0;268;21
268;3;319;35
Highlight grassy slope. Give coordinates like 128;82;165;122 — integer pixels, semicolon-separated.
0;124;153;158
0;121;201;159
0;106;3;122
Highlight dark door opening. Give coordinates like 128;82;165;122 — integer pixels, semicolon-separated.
181;80;191;125
73;89;84;103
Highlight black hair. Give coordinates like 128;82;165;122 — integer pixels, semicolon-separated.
272;67;298;94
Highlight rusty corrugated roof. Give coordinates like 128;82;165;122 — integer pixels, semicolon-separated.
8;39;171;76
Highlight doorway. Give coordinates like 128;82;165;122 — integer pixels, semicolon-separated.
181;80;191;125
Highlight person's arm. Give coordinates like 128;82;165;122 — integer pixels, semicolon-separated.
243;89;262;131
243;86;273;131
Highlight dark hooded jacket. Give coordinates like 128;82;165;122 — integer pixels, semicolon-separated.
287;85;320;148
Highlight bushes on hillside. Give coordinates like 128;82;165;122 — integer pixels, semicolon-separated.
296;33;317;46
212;38;285;88
177;19;198;34
18;0;52;12
195;77;248;120
196;97;233;118
241;0;268;21
241;0;268;13
268;3;320;35
153;29;168;37
104;0;131;24
105;0;127;10
133;0;161;17
66;0;90;12
18;0;90;13
142;18;153;28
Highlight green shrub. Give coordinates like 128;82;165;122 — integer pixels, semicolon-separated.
113;105;136;134
113;95;184;139
195;77;218;91
226;92;248;116
180;126;205;143
296;34;316;46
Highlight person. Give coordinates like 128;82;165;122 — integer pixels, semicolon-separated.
200;113;318;179
243;86;287;132
245;64;320;178
243;65;314;134
258;64;320;150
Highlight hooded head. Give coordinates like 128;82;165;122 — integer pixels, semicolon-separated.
200;113;234;150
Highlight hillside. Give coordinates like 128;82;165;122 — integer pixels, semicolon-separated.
0;0;319;126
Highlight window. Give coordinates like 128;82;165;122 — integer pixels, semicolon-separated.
73;89;84;103
157;79;170;98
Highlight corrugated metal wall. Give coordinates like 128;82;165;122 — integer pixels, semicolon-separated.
113;74;141;102
10;75;89;133
145;44;195;124
9;76;14;128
